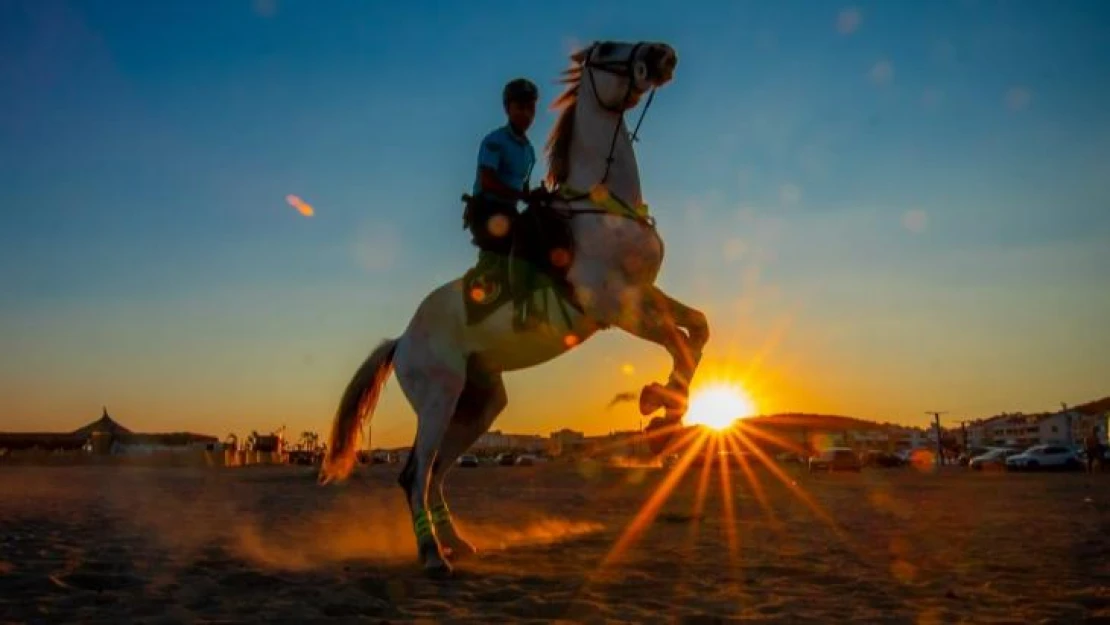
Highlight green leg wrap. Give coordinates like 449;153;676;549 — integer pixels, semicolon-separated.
430;503;452;527
413;509;434;543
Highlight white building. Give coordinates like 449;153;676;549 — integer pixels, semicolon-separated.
470;430;546;454
963;409;1108;448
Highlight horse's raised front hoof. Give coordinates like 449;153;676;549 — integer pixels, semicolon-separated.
639;382;689;417
639;382;666;416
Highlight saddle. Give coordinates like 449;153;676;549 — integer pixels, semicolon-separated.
460;194;583;329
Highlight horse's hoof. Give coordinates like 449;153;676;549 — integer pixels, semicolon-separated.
423;560;454;579
640;382;688;416
639;383;666;416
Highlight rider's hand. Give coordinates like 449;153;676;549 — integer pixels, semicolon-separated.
526;185;550;204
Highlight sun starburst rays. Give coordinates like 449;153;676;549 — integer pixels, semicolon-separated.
598;417;854;578
584;297;866;588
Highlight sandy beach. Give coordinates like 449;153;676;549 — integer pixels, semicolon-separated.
1;460;1107;624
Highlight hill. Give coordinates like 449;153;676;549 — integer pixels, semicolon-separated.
1073;396;1110;416
743;413;901;432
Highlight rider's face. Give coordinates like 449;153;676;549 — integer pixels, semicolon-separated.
506;99;536;133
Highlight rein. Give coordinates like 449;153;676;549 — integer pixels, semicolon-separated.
556;42;658;228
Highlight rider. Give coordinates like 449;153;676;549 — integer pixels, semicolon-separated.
464;77;543;328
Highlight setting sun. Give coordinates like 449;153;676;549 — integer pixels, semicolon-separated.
684;384;757;431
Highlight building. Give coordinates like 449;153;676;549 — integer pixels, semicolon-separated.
548;428;587;456
1064;405;1109;445
585;430;650;458
962;406;1109;449
544;428;654;459
961;413;1030;448
470;430;546;454
111;432;219;455
0;408;218;456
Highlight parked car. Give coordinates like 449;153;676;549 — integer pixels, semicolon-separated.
515;454;537;466
862;450;906;468
495;453;517;466
958;446;993;466
808;448;862;473
775;452;807;465
1005;445;1082;471
457;454;479;468
968;448;1020;471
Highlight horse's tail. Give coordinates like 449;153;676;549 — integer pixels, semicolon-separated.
319;338;399;484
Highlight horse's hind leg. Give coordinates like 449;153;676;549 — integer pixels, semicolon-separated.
428;363;508;559
394;354;466;576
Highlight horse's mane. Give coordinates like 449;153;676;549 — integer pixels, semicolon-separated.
544;52;586;189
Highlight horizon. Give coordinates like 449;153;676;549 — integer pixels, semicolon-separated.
6;395;1106;443
2;1;1108;449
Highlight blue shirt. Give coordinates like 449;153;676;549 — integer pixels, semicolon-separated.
471;125;536;202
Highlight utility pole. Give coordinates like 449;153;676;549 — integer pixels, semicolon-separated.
958;419;971;455
926;411;947;467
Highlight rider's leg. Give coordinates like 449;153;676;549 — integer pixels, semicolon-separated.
508;211;544;330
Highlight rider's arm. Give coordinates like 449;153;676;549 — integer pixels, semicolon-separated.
477;135;526;203
479;167;526;203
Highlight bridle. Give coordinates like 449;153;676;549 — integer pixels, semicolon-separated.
580;42;658;188
538;42;670;266
550;43;661;230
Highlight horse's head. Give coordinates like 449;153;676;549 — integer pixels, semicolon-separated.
573;41;678;112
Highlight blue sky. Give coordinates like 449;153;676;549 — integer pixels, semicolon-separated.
1;0;1107;445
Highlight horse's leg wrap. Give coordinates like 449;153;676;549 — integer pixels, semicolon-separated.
430;501;477;558
430;502;452;527
413;508;434;543
412;507;451;575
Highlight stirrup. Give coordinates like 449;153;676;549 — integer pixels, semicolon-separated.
512;305;543;331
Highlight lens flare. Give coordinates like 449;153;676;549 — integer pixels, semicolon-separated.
286;194;315;217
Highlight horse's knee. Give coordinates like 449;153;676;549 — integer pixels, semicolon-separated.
691;310;709;342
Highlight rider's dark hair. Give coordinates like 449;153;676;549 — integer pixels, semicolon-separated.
503;78;539;108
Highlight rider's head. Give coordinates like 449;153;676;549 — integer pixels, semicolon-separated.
502;78;538;134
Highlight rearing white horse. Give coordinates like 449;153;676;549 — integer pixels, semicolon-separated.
320;40;709;576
